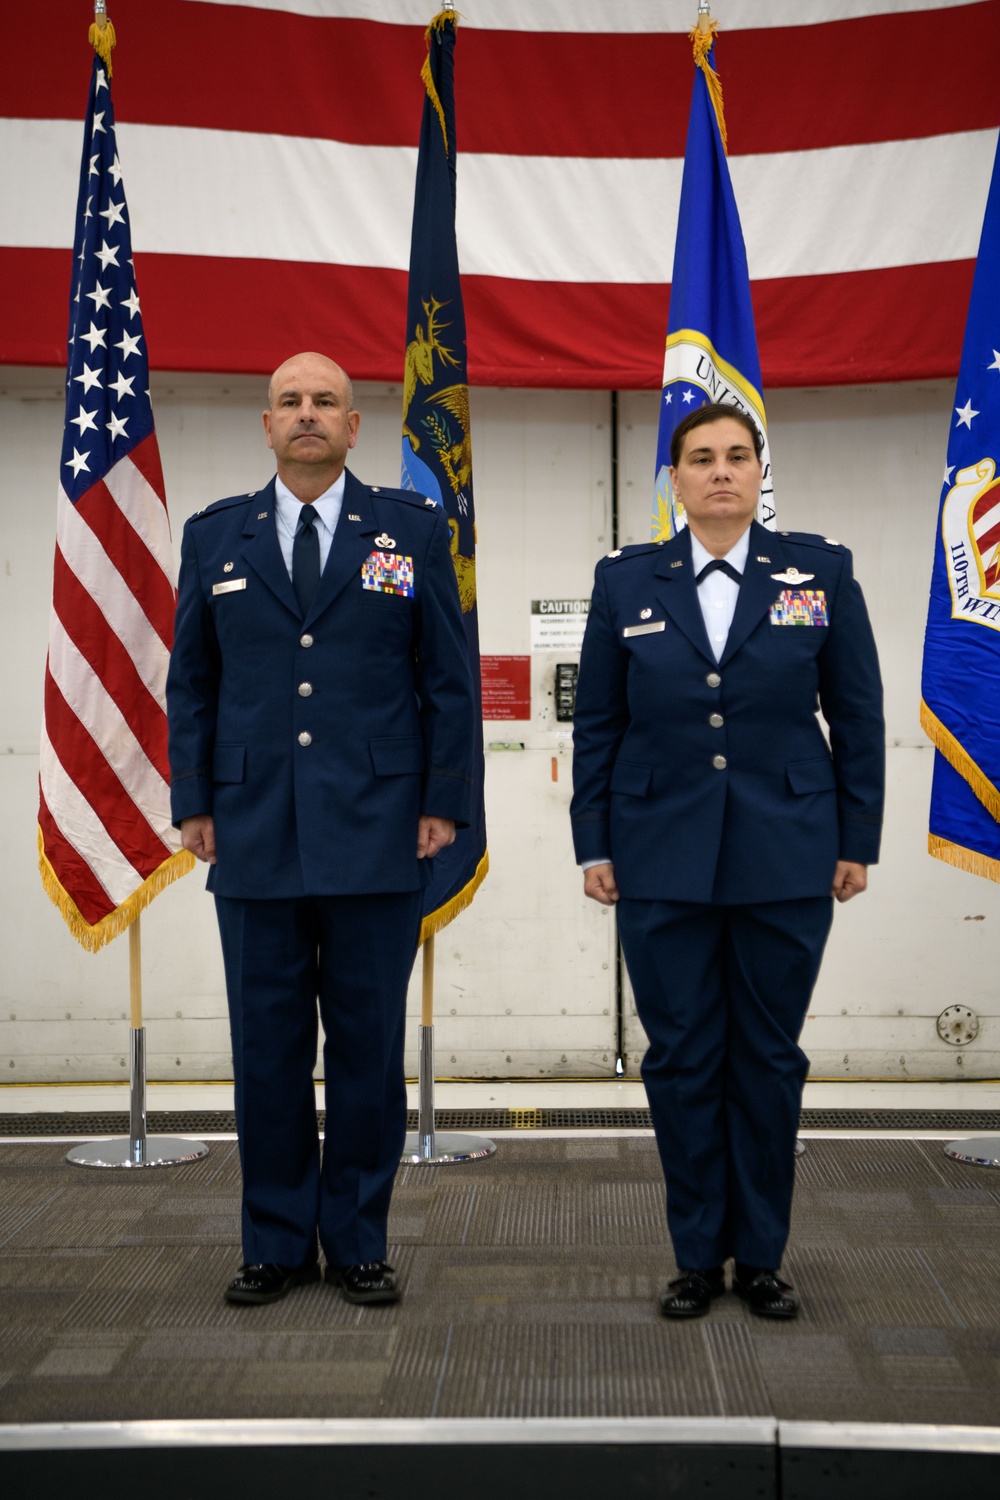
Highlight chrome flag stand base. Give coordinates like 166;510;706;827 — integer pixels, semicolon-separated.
401;1024;496;1166
943;1135;1000;1168
66;1027;209;1169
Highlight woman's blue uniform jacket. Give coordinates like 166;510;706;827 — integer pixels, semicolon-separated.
570;521;885;904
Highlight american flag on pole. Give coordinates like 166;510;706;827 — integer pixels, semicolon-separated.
38;25;193;951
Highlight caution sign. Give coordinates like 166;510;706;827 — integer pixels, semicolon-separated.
530;599;590;652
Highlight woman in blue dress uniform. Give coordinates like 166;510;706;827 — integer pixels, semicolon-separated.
571;405;884;1319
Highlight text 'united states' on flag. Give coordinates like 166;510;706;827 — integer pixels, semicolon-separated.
38;26;193;951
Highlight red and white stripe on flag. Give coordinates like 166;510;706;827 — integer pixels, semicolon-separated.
38;41;193;950
4;0;1000;389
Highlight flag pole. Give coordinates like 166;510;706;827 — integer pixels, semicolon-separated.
38;5;201;1171
399;7;492;1166
67;908;209;1169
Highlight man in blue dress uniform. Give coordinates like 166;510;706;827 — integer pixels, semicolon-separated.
571;405;884;1320
167;352;475;1307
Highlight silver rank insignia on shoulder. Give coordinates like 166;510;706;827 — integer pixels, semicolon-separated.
374;532;396;550
425;497;436;507
607;548;622;558
640;607;652;619
771;565;815;584
825;537;840;545
348;513;361;522
223;561;234;573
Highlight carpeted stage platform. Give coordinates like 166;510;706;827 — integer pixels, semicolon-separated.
1;1126;999;1496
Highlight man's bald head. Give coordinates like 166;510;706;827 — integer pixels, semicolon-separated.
263;351;360;501
267;352;354;412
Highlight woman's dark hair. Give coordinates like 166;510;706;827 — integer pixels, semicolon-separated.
670;403;764;466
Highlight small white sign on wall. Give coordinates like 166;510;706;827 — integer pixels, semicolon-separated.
530;598;590;652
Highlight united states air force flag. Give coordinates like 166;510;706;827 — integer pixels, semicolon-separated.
921;136;1000;882
401;9;488;940
653;18;773;541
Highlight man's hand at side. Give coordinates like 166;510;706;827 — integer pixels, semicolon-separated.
417;815;455;859
181;814;217;864
832;860;867;902
584;863;619;905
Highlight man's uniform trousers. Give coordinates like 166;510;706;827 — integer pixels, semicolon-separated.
215;890;423;1270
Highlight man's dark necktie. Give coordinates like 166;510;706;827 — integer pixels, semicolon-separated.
292;503;321;615
696;557;743;586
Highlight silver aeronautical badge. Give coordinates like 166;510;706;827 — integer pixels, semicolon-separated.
771;565;815;585
640;608;652;619
374;533;396;550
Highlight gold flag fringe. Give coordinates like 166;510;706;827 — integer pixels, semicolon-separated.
920;699;1000;825
38;829;196;952
690;14;728;155
419;848;488;945
928;833;1000;884
421;9;462;156
89;14;117;77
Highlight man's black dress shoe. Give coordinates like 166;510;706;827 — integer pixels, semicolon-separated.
732;1268;799;1319
658;1268;725;1319
327;1261;401;1305
224;1262;321;1305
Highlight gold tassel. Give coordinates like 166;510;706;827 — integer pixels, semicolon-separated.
420;9;462;157
928;833;1000;884
919;700;1000;825
690;13;728;155
88;14;117;78
38;828;196;952
419;849;489;945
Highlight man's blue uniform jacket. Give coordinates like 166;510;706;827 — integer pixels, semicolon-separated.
167;470;474;898
571;521;885;903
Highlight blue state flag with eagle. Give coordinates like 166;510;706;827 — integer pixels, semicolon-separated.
653;16;773;540
921;134;1000;882
402;8;487;939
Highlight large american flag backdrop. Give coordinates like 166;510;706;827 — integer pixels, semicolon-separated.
38;40;193;951
3;0;999;390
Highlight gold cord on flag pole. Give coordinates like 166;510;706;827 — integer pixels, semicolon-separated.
89;1;117;76
691;4;728;155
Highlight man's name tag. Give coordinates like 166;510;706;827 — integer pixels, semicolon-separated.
212;578;247;595
623;620;665;638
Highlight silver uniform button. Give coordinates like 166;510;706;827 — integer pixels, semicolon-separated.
712;754;727;770
300;633;314;648
298;731;313;747
706;672;721;687
298;682;313;697
709;713;724;728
